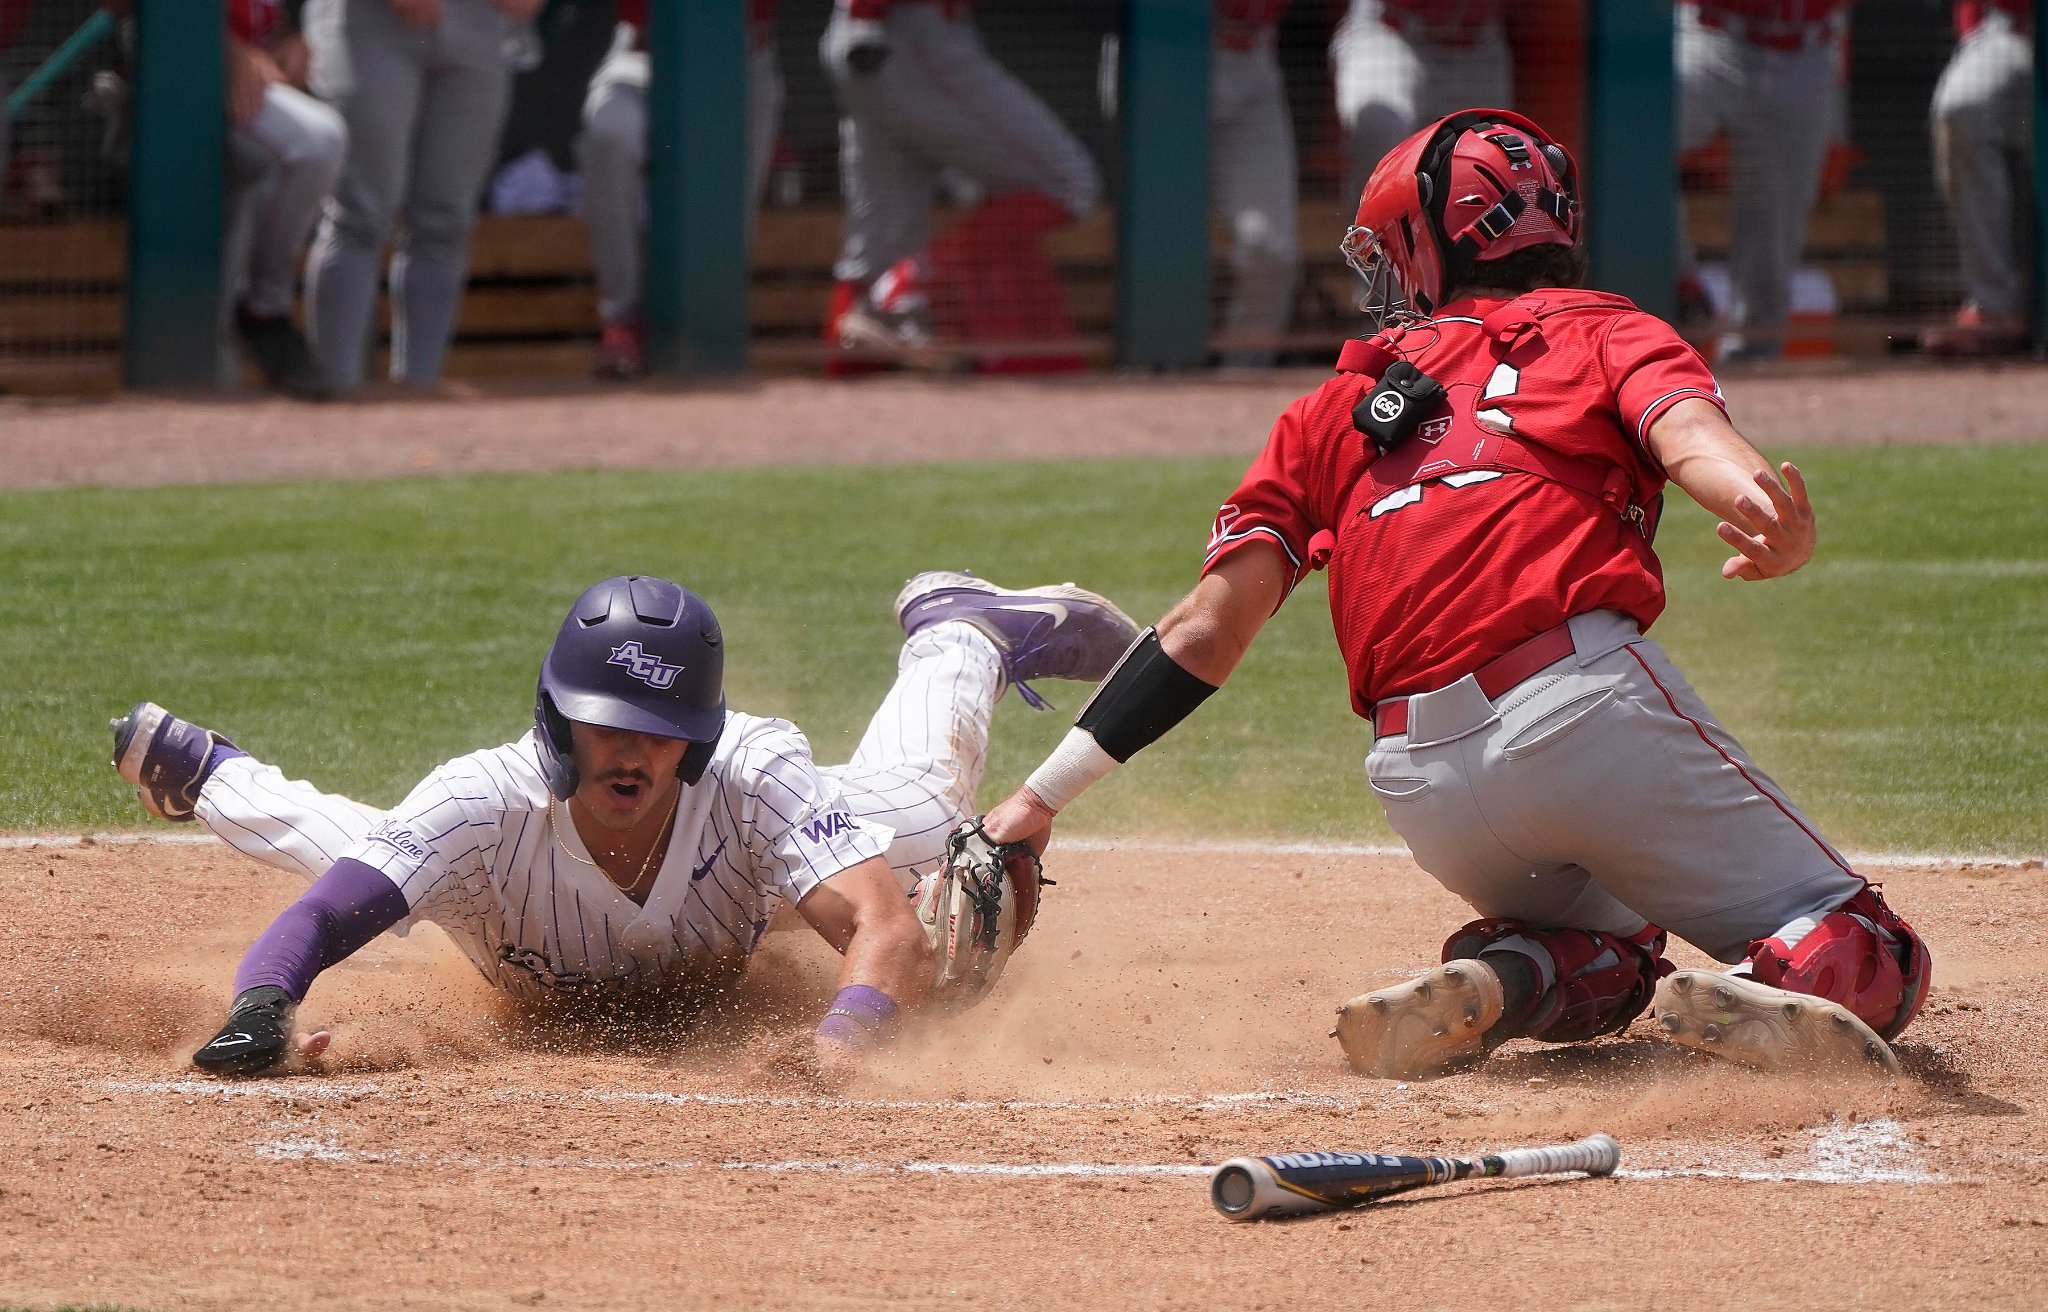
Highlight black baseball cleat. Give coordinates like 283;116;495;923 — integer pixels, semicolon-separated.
235;305;334;401
110;702;242;822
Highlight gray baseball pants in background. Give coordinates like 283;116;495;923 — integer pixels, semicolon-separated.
1330;0;1511;208
1677;7;1837;353
1931;9;2033;322
225;84;350;320
1213;37;1300;367
1365;610;1866;963
578;23;784;327
302;0;514;388
821;2;1100;286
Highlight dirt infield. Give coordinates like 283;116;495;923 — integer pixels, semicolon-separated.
2;835;2044;1311
1;360;2043;492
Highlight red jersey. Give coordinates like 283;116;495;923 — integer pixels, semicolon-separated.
1203;290;1724;715
843;0;972;19
1381;0;1504;25
1217;0;1289;22
228;0;284;44
1957;0;2029;35
619;0;778;28
1690;0;1847;23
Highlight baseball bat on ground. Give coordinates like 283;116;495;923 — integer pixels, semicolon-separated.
1210;1132;1619;1221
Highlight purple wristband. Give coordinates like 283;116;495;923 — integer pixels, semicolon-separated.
815;985;900;1052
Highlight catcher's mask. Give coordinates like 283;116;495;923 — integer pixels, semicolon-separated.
533;575;727;800
1341;108;1580;329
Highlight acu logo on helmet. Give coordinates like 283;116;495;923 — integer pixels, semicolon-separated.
607;640;683;690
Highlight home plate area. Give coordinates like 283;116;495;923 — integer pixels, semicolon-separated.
3;840;2045;1309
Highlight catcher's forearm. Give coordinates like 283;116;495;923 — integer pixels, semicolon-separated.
1023;628;1219;811
233;857;410;999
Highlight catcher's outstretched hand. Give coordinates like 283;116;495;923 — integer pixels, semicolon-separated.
193;986;330;1077
1718;462;1815;582
980;785;1056;852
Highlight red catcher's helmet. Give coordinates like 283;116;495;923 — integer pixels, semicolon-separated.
1341;108;1580;326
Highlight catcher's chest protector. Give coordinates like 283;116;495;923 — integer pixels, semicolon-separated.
1336;293;1664;541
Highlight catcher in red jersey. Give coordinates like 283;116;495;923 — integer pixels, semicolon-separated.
980;108;1931;1079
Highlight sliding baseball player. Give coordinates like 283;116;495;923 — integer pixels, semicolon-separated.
113;571;1135;1082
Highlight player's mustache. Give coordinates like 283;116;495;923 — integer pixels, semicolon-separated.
597;768;652;787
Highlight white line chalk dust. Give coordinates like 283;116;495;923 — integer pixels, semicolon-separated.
107;1082;1955;1189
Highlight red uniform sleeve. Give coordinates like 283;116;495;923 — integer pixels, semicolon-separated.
1201;394;1341;605
227;0;283;45
1599;312;1726;469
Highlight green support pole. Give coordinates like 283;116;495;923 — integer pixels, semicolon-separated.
1116;0;1210;369
1585;0;1677;320
645;0;749;376
2032;12;2048;351
124;0;224;388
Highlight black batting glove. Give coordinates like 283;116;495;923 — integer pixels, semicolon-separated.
193;985;295;1077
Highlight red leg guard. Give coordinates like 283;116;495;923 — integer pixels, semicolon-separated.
1746;885;1931;1041
1444;918;1673;1044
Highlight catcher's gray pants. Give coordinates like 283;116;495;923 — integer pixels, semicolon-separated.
1931;10;2033;321
1364;610;1865;963
302;0;516;387
1677;7;1838;350
821;2;1100;285
1330;0;1511;208
1213;40;1300;367
226;84;350;320
578;24;784;327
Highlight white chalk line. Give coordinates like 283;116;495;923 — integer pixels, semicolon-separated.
11;830;2041;867
110;1081;1956;1188
106;1078;1376;1115
246;1119;1949;1187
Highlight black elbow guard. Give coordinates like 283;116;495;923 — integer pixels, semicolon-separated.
1074;629;1219;762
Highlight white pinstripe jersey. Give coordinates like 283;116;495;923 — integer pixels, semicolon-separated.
341;716;890;1004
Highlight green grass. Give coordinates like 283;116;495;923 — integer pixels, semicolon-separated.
2;446;2041;853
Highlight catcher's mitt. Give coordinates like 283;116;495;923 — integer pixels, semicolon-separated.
914;816;1049;1007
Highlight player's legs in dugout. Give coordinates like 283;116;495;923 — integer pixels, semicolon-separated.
1930;14;2033;326
1330;3;1426;206
226;85;348;322
302;0;430;389
1212;44;1300;368
387;0;514;385
1358;610;1926;1063
824;622;1006;891
1720;41;1833;355
578;30;650;328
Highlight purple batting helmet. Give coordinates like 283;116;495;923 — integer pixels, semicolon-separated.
533;575;727;799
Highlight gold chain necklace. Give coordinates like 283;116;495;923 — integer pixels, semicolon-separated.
550;788;680;898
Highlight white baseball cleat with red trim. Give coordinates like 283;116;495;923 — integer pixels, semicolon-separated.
1654;970;1900;1074
1333;960;1505;1081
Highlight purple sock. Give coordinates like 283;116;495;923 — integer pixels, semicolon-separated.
205;742;247;777
816;985;901;1052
